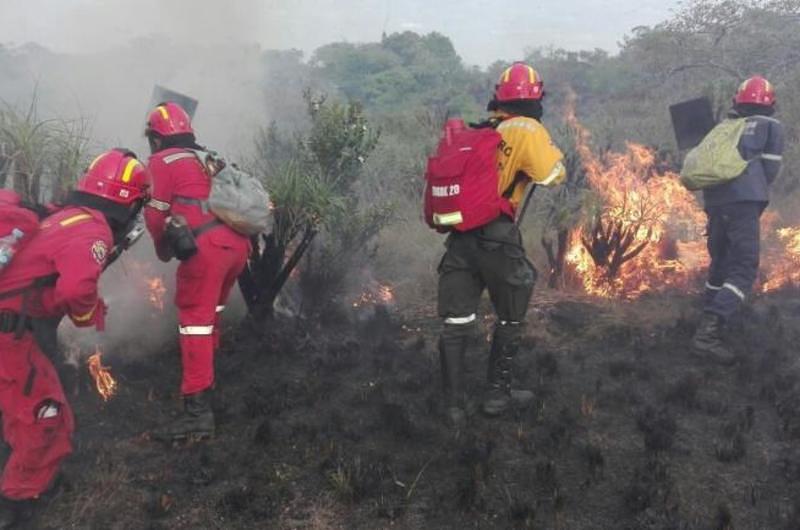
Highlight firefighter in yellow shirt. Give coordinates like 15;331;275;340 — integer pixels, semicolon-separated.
438;62;565;426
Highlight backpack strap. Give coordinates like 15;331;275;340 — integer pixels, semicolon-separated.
0;274;58;302
192;219;224;238
0;274;59;339
487;117;537;227
174;195;210;214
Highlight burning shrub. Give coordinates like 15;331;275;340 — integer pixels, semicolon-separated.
562;94;708;299
761;224;800;292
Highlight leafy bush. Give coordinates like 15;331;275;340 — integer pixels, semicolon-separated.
239;91;393;318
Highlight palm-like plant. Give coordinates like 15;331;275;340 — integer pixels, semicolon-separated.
0;96;90;203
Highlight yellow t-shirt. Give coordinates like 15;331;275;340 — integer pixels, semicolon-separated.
494;114;566;207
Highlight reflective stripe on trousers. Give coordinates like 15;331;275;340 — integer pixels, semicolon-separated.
444;314;476;325
178;325;214;336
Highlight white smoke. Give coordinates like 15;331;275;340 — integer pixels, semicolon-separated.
0;0;266;359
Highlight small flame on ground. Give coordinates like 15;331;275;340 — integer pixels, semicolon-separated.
146;277;167;312
352;283;395;308
88;347;118;401
118;259;169;313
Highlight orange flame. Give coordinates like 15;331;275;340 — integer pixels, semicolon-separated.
761;225;800;292
146;277;167;311
563;93;708;298
352;283;395;308
87;347;117;401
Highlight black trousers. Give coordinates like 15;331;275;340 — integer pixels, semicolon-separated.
437;217;536;330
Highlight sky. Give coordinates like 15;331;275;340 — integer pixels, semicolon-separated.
0;0;681;66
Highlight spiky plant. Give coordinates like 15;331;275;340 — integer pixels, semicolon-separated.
0;96;91;203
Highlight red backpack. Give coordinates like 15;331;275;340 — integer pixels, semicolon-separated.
0;190;41;273
423;119;513;232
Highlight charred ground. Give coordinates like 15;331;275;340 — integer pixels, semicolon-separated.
24;288;800;530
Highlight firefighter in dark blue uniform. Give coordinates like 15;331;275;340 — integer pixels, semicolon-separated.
693;76;784;364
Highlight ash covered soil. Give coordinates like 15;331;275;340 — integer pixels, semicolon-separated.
27;289;800;529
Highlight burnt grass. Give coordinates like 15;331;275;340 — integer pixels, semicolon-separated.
28;289;800;529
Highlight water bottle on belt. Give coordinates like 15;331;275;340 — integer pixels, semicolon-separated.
0;228;25;271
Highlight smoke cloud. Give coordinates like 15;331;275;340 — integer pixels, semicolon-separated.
1;0;269;155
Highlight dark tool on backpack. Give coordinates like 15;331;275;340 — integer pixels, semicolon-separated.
149;85;198;119
165;215;199;261
669;97;716;151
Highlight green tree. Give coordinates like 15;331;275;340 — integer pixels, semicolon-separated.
239;91;389;318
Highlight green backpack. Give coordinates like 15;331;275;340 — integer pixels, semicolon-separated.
680;118;749;191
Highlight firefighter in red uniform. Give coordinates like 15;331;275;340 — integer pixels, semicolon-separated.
0;149;149;527
144;102;250;442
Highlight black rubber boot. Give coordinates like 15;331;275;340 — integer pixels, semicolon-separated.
153;390;215;442
692;312;736;366
0;475;61;529
483;324;534;417
440;332;468;429
0;497;36;529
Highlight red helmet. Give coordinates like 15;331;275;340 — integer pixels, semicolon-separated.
76;149;149;206
495;62;544;102
145;102;194;137
734;76;776;106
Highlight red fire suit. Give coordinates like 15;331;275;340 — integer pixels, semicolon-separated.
144;148;249;396
0;207;111;500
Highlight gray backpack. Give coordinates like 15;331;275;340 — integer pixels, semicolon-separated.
190;150;273;236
